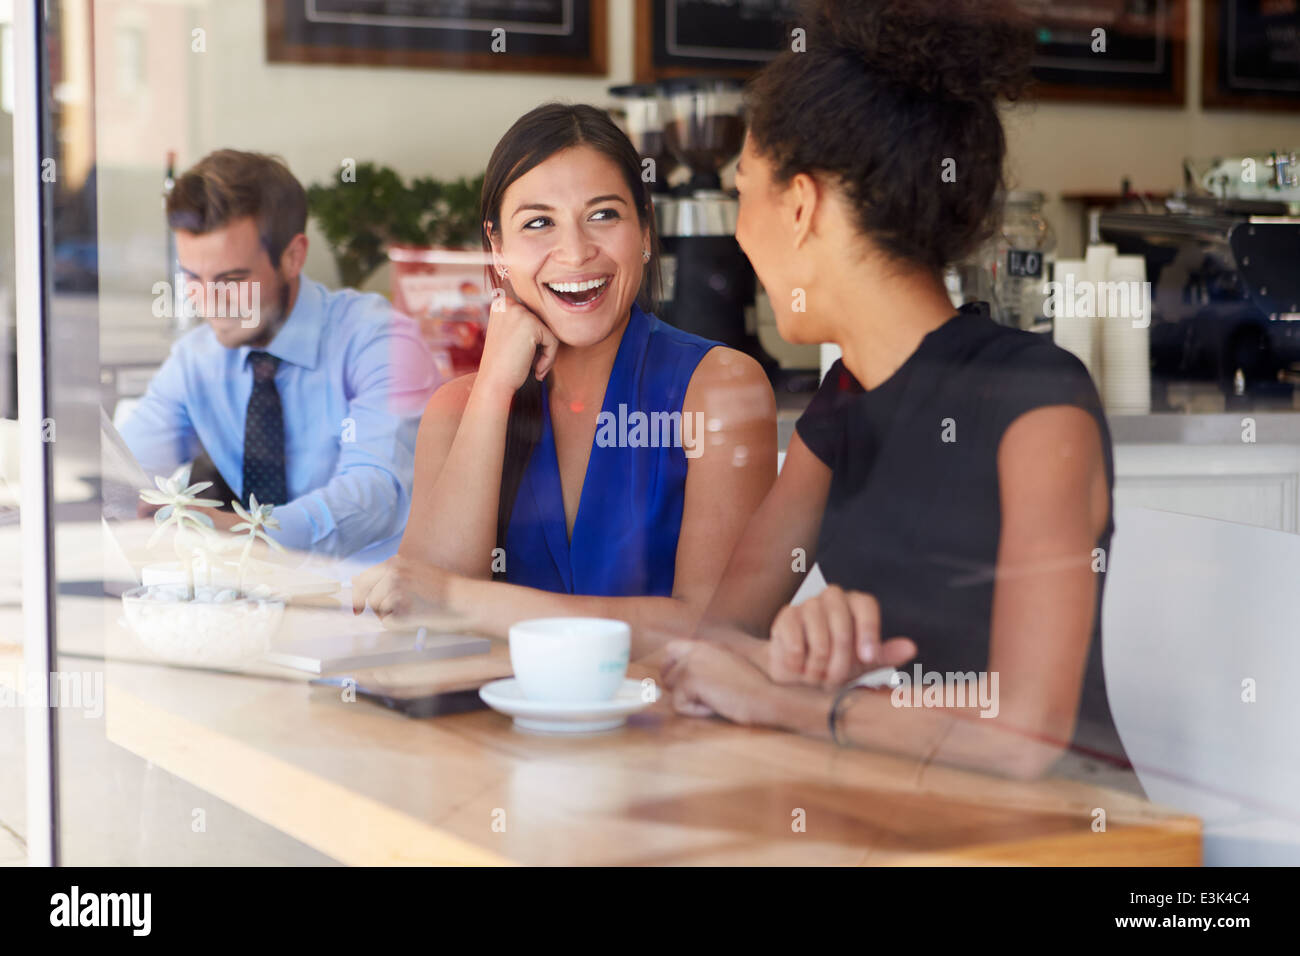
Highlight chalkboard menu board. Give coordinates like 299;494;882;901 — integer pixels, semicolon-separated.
1021;0;1187;105
266;0;607;75
635;0;798;81
1203;0;1300;111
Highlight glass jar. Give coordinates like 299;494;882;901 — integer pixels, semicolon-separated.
987;191;1056;330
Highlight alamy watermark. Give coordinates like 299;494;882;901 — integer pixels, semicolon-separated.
151;275;262;327
594;404;705;459
889;664;999;718
1043;275;1151;329
50;886;150;936
0;669;104;718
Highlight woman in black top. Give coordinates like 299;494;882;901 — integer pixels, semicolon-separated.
661;0;1129;782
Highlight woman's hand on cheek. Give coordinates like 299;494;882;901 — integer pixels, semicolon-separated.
768;586;916;688
477;293;559;397
660;639;775;726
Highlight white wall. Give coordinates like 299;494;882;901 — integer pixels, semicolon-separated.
94;0;1300;297
180;0;639;289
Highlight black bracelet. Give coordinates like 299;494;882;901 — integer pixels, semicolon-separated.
827;681;864;746
827;668;897;746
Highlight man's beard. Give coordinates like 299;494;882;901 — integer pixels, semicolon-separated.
245;274;292;346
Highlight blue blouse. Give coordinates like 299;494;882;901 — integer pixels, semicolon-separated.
503;304;719;597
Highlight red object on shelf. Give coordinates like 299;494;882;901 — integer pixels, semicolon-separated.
388;245;491;378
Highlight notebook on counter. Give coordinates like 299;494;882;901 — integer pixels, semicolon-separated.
265;627;491;675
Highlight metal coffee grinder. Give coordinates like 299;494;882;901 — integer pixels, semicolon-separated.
611;77;776;372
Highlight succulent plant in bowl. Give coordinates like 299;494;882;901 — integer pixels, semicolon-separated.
123;469;287;667
137;468;224;599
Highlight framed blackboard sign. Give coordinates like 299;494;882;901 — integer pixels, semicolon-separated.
635;0;798;82
1203;0;1300;111
266;0;607;75
1021;0;1187;105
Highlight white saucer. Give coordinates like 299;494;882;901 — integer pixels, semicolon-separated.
478;678;658;734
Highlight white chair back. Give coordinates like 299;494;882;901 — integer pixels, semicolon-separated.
1102;506;1300;864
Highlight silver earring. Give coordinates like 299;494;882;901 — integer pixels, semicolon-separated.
641;249;651;263
497;266;509;278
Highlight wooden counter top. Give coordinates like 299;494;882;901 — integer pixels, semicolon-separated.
0;521;1200;866
98;639;1200;866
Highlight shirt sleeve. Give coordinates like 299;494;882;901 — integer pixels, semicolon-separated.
795;359;851;469
118;342;200;480
268;309;440;558
989;341;1108;444
987;338;1117;550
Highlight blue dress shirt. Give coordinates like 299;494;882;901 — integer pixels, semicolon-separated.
120;276;440;561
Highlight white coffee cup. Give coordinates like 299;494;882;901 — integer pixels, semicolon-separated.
508;617;631;703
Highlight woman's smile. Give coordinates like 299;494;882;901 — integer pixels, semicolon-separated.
543;273;612;311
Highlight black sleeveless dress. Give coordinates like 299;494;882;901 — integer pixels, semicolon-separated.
796;302;1133;776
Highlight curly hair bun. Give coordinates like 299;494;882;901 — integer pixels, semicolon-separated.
810;0;1034;104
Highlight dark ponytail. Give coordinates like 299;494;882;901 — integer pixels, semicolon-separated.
481;102;661;569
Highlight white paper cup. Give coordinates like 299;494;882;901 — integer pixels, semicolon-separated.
509;617;631;703
1085;243;1118;287
1050;259;1096;379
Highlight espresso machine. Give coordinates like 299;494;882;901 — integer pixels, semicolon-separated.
611;78;778;374
607;83;679;197
1097;150;1300;407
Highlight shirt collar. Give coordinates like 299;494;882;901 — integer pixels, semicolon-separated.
239;275;324;371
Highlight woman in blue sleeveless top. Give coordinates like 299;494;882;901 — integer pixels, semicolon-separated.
505;301;719;598
355;104;777;658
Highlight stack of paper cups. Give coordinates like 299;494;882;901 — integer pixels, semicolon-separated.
1085;243;1117;284
1050;259;1096;382
1101;254;1151;414
1085;243;1118;375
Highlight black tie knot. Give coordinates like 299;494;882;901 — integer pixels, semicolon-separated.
250;351;279;384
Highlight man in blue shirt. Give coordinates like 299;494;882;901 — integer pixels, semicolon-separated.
121;149;440;563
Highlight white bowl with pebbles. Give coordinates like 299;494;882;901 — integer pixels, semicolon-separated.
120;584;285;667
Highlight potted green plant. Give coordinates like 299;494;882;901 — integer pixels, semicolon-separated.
306;164;485;289
420;172;485;248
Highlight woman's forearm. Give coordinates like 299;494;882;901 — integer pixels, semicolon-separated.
401;382;513;577
699;550;790;638
760;681;1071;780
447;575;702;659
695;437;830;639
